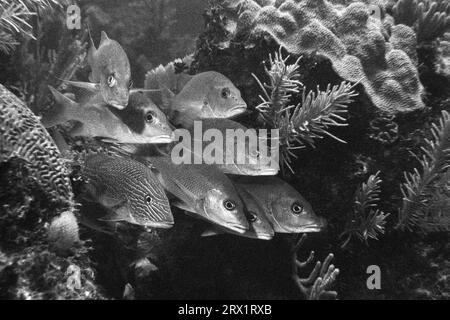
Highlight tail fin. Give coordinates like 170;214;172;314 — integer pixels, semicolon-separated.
42;86;77;128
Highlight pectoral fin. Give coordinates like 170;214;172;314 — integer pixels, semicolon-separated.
171;198;196;213
63;80;100;92
98;194;125;208
98;202;132;223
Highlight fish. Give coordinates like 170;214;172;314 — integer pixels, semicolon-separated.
230;176;325;233
42;86;174;144
152;71;247;128
201;183;275;240
183;118;278;176
136;150;249;234
66;31;131;110
81;153;174;229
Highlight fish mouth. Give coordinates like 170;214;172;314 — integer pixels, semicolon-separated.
109;101;127;110
281;223;323;233
253;232;274;240
146;134;175;144
231;165;278;176
251;167;279;176
227;105;247;118
220;222;248;234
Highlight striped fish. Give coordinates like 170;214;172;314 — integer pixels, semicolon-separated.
81;154;173;229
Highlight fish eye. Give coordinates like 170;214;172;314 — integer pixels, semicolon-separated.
223;200;236;211
145;195;153;204
248;213;258;223
291;203;304;215
221;87;230;99
145;111;155;123
107;74;117;88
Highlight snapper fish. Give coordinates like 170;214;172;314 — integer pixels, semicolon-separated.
81;153;174;229
183;118;278;176
147;71;248;128
42;86;174;144
135;150;249;234
202;182;275;240
64;31;131;110
231;176;326;233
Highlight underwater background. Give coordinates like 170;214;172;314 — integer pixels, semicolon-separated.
0;0;449;300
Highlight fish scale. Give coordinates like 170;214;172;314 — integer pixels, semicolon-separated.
0;84;74;213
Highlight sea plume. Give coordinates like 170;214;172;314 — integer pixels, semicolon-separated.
253;49;357;173
396;110;450;232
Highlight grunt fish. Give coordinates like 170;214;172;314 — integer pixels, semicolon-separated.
231;176;325;233
136;150;249;234
42;86;174;144
153;71;247;128
82;154;173;229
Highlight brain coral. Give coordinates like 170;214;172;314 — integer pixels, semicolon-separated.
0;84;74;213
230;0;424;114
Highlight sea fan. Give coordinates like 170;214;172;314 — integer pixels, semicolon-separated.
341;172;390;248
396;110;450;232
253;49;357;173
392;0;450;43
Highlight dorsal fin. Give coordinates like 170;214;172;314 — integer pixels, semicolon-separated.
100;31;109;44
87;25;97;77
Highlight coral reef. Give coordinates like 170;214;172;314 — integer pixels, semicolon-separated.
392;0;450;43
368;112;399;144
0;0;449;301
224;0;424;114
0;84;74;215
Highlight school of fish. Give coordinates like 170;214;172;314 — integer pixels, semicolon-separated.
34;31;326;239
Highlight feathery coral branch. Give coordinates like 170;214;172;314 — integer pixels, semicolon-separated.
279;82;357;172
396;110;450;232
341;172;390;248
0;0;59;53
253;49;357;173
252;47;302;127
